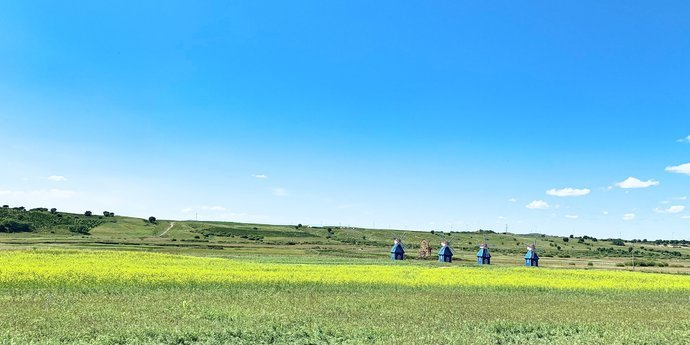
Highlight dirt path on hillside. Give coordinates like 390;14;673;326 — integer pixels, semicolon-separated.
158;222;175;237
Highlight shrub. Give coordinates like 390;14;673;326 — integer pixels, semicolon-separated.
611;239;625;246
0;220;33;233
84;211;92;217
69;224;90;235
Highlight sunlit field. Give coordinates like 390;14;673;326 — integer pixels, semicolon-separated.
1;250;689;344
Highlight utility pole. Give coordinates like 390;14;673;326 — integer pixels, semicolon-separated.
632;247;635;271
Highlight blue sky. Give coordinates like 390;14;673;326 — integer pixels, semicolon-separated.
1;1;689;239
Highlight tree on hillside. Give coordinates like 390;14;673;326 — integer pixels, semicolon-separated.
611;239;625;246
0;220;32;233
148;216;157;224
69;223;90;235
50;208;57;214
84;211;92;217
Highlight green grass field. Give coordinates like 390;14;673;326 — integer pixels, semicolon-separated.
0;250;689;344
1;208;690;344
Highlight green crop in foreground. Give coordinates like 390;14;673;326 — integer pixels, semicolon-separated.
1;250;690;344
1;250;689;291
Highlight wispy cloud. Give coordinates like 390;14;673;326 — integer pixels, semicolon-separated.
677;135;690;143
48;175;67;182
654;205;686;214
507;198;517;203
546;187;590;197
623;213;636;221
526;200;549;210
665;163;690;176
565;214;579;219
681;215;690;220
273;188;287;197
614;177;660;189
253;174;268;179
181;208;193;213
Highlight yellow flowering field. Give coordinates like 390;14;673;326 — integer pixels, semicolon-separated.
1;249;688;292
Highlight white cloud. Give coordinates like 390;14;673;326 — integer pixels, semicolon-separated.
546;187;591;197
681;215;690;219
253;174;268;179
623;213;636;221
48;175;67;182
615;177;660;189
565;215;579;219
273;188;287;197
181;208;193;213
674;196;687;200
665;163;690;176
526;200;550;210
603;211;609;215
507;198;517;203
654;205;686;214
677;135;690;143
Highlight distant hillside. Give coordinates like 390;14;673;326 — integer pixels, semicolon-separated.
0;206;117;234
1;204;689;270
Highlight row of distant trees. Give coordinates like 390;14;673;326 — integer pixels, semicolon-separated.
83;210;115;217
2;204;158;226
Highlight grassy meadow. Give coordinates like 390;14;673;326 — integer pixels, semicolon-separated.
1;208;690;344
1;250;689;344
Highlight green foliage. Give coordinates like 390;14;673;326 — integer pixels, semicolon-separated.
193;225;312;238
611;239;625;246
0;206;114;234
69;223;91;235
0;219;33;233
